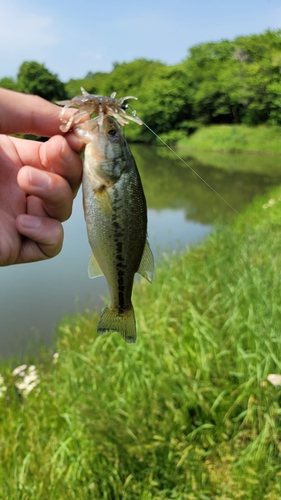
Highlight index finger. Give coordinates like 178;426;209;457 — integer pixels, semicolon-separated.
0;88;64;137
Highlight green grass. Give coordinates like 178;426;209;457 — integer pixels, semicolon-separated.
176;148;281;176
1;186;281;498
177;124;281;155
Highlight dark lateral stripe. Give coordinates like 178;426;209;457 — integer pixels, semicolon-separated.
118;270;125;311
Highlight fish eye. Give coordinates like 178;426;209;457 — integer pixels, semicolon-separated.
108;129;117;137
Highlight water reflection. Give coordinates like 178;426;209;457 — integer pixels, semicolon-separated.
132;144;281;223
0;145;280;357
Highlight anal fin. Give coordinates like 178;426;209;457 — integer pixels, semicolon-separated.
137;240;154;283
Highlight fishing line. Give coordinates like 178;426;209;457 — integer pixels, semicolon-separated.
127;106;274;335
128;106;245;221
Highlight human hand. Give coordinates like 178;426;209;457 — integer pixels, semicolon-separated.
0;88;84;265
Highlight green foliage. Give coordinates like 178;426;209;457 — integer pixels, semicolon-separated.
183;39;236;124
2;29;281;142
65;72;110;99
1;187;281;497
101;59;164;97
0;77;18;91
99;59;166;142
17;61;66;101
118;29;281;140
136;65;193;143
183;30;281;127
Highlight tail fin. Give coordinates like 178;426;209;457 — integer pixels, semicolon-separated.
97;305;137;344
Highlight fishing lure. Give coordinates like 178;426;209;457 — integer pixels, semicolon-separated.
57;87;143;132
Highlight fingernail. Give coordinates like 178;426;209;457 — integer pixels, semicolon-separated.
19;215;41;229
61;141;75;163
29;169;50;189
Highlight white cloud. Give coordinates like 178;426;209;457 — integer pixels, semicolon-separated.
0;2;57;51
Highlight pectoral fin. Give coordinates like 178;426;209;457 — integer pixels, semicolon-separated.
88;252;104;279
137;240;154;283
96;188;113;217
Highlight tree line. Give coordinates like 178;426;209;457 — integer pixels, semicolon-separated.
1;29;281;143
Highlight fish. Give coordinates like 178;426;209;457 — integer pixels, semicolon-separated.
73;115;154;344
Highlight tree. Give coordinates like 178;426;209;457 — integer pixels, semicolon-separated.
181;30;281;126
102;59;165;97
137;65;194;143
65;72;110;99
0;77;18;91
96;59;167;142
17;61;66;101
183;40;238;124
233;31;281;125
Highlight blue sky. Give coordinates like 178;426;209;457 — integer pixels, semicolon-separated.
1;0;281;82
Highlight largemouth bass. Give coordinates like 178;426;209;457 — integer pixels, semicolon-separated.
73;115;154;344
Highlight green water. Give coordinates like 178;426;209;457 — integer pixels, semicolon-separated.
131;144;281;224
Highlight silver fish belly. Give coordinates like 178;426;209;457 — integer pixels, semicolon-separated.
74;115;154;344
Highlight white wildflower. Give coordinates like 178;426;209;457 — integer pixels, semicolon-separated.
0;374;7;398
13;364;39;396
263;198;276;209
15;380;38;395
53;353;59;364
12;364;27;376
267;374;281;387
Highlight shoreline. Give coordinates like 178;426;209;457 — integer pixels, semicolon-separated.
176;145;281;156
176;123;281;156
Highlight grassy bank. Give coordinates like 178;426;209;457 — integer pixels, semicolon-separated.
177;124;281;155
1;187;281;498
176;148;281;176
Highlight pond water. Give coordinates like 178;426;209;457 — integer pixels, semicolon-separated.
1;145;281;358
